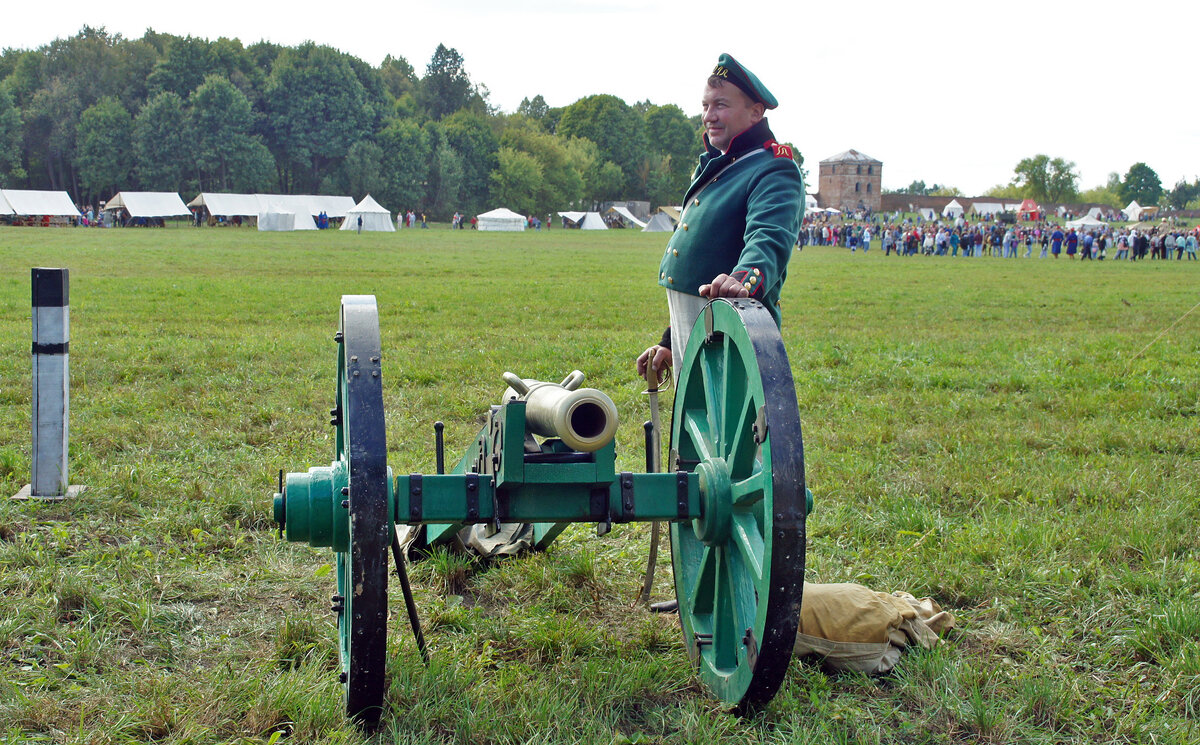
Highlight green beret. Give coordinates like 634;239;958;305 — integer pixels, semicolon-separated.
711;53;778;110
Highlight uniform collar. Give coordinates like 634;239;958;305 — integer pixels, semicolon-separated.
702;117;776;160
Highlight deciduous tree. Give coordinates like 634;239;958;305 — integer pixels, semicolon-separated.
1012;154;1078;203
1120;162;1162;206
132;91;191;191
76;96;131;200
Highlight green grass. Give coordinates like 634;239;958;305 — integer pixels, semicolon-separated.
0;225;1197;744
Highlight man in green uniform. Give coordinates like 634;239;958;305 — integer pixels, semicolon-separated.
637;53;804;381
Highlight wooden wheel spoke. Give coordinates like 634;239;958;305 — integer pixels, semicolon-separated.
685;544;715;617
731;470;765;507
700;344;726;438
711;549;739;670
683;410;717;462
731;514;765;583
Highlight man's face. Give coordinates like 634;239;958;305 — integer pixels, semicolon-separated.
701;83;764;153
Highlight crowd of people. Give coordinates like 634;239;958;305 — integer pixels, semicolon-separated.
800;217;1198;261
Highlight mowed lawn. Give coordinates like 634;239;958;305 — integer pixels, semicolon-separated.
0;225;1197;744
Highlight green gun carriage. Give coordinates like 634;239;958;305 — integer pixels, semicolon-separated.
273;295;811;727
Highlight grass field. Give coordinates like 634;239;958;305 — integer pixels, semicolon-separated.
0;225;1197;744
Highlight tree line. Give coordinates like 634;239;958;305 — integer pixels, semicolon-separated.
888;157;1199;211
0;27;760;218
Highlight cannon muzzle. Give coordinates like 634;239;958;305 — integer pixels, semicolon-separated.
502;370;618;452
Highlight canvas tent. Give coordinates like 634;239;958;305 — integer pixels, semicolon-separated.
340;195;394;232
1124;201;1144;221
187;193;356;220
942;199;964;218
557;211;585;227
258;203;317;231
0;189;79;218
607;205;647;228
1017;199;1041;221
805;194;819;212
187;193;261;218
477;207;526;231
1065;215;1106;230
971;201;1004;216
642;210;677;232
579;212;607;230
104;192;190;218
918;208;937;221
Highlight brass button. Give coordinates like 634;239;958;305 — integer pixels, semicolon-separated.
743;282;752;290
693;198;699;206
672;249;679;257
752;268;761;277
748;275;757;285
682;223;688;231
660;272;665;280
668;276;674;284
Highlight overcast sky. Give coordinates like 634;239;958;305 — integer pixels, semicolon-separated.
4;0;1196;196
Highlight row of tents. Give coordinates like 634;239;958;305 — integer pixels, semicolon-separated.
3;188;686;234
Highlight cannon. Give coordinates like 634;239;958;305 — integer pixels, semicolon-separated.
272;294;811;727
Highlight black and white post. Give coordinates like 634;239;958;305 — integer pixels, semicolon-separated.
14;268;85;500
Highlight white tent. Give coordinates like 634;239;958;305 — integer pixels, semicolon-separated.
557;211;585;227
258;203;317;231
918;208;937;221
942;199;964;218
1086;207;1104;220
1065;215;1106;230
642;211;676;232
971;201;1004;215
1124;201;1143;221
188;192;260;217
257;209;295;232
0;189;79;217
805;194;819;212
579;212;607;230
257;194;355;219
104;192;190;217
340;195;394;232
477;207;526;231
607;205;647;228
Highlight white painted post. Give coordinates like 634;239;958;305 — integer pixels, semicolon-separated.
14;268;84;500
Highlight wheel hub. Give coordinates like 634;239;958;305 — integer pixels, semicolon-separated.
693;457;733;545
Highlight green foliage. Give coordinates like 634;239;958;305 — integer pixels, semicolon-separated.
417;44;482;121
427;142;465;218
1120;162;1163;206
517;94;550;123
146;35;214;98
1165;179;1199;210
76;96;131;199
379;54;417;101
377;118;430;211
132;91;192;191
983;182;1025;199
642;103;696;205
190;74;273;192
558;94;648;199
438;110;499;216
1011;154;1079;203
490;146;542;215
0;86;23;186
264;43;373;193
498;117;585;215
325;139;386;202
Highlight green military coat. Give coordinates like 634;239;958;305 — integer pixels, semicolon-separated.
658;118;804;327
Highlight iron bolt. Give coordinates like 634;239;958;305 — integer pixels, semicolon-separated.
342;487;350;495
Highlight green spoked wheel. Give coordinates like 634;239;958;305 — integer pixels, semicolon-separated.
669;298;806;712
333;296;390;728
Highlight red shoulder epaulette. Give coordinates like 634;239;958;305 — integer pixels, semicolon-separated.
767;141;794;159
